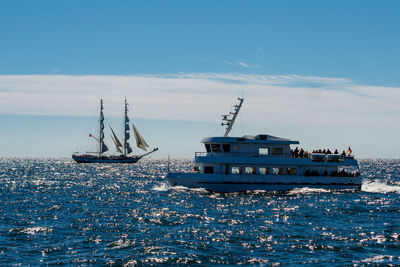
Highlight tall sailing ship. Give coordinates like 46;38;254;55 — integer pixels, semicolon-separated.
72;99;158;163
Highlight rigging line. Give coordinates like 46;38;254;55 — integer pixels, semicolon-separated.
207;123;221;137
238;100;245;136
239;109;245;136
75;102;102;153
239;89;245;136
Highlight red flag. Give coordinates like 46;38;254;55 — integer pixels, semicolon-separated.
89;133;93;138
348;146;352;155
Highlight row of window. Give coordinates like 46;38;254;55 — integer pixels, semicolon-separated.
202;166;297;175
205;143;231;153
259;147;283;155
204;143;284;155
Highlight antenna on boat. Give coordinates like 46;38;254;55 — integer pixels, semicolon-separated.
221;97;244;137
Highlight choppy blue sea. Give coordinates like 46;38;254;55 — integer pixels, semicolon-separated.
0;158;399;265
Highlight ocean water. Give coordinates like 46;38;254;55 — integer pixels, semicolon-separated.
0;158;399;265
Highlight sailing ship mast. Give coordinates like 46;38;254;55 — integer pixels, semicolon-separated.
123;98;133;156
99;99;108;156
72;98;158;163
221;97;244;137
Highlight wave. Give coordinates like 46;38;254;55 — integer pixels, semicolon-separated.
10;226;54;235
361;180;400;194
152;182;209;193
151;182;171;191
361;255;399;263
173;185;209;193
287;187;331;195
107;238;136;250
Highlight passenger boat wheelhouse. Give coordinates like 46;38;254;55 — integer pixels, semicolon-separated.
166;97;361;192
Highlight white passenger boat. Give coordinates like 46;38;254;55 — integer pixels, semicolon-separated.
166;97;362;192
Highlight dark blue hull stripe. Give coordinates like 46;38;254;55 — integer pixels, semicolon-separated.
197;181;359;186
72;156;140;164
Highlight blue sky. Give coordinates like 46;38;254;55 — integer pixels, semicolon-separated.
0;1;400;158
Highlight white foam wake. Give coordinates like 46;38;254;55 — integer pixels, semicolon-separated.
152;182;209;193
151;182;170;191
361;180;400;193
287;187;331;195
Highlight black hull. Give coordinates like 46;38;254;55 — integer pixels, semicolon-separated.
72;154;141;163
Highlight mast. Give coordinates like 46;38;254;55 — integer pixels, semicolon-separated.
123;98;133;156
124;98;128;156
99;99;104;157
221;97;244;137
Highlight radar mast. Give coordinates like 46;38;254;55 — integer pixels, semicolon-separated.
221;97;244;137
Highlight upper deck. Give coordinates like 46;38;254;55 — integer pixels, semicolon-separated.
201;134;297;158
202;134;299;145
196;134;358;167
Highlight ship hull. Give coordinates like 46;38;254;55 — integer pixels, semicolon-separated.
72;154;141;163
166;173;362;192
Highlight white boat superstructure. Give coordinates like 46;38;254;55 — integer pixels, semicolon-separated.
166;97;361;192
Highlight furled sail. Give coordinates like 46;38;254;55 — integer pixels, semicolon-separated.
123;98;132;156
133;124;149;151
101;141;109;153
126;142;133;154
99;99;107;155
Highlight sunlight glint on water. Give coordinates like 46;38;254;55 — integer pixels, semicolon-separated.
0;158;399;265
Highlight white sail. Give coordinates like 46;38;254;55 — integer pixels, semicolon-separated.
109;125;123;148
133;124;149;151
110;134;123;153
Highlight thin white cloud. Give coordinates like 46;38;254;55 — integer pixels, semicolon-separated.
0;73;399;129
237;61;249;68
224;61;259;68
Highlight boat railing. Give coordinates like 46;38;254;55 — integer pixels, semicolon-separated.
310;153;356;163
194;152;293;157
194;152;356;162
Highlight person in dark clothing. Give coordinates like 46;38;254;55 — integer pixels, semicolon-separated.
299;148;304;158
294;147;299;158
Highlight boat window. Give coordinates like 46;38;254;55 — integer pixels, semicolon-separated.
273;148;283;155
272;167;283;175
245;167;256;174
259;148;269;155
231;166;242;174
222;144;231;152
287;168;297;175
204;166;214;174
211;144;221;152
205;144;211;153
259;167;270;175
